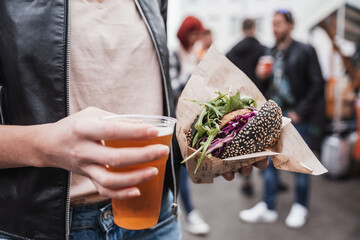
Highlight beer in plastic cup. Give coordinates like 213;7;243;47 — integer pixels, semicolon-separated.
102;114;176;230
259;55;274;76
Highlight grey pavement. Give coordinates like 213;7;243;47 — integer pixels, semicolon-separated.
180;169;360;240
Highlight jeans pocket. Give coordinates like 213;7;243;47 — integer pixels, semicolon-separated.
130;213;180;240
148;212;176;231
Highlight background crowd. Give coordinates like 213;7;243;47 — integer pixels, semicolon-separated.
168;1;360;239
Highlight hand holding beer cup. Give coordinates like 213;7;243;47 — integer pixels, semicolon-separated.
102;114;177;230
28;106;171;202
11;107;172;228
256;55;274;80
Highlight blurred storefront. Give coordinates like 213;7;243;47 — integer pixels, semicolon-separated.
309;2;360;178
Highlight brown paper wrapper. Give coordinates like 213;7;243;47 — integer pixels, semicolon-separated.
176;46;327;184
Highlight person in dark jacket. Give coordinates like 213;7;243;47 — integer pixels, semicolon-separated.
239;9;324;228
0;1;268;239
226;18;267;93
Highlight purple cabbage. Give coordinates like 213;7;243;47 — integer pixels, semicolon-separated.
203;111;257;157
195;136;208;150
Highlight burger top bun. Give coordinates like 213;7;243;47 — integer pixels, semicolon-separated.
220;100;282;158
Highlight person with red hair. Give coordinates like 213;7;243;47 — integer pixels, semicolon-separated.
176;16;205;51
170;16;211;236
170;16;205;103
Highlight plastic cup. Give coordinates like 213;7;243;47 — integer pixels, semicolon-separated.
259;55;274;76
102;114;176;230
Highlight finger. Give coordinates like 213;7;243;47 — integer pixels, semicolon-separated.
222;172;235;181
253;158;269;170
92;181;141;200
86;164;159;190
73;118;159;141
74;143;169;167
239;165;253;177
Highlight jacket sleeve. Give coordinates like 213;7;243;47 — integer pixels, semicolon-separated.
295;45;324;119
225;46;236;63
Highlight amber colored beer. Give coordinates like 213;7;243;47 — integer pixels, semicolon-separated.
102;115;176;230
259;55;274;76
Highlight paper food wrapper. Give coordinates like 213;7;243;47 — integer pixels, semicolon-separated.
176;46;328;184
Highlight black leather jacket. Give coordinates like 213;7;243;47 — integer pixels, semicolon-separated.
0;1;180;239
262;40;324;120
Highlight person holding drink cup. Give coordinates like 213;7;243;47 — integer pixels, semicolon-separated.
0;1;269;239
257;55;274;79
239;9;324;228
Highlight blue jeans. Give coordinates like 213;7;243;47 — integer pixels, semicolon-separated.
263;122;311;210
0;190;181;240
70;189;181;240
179;165;194;214
0;233;13;240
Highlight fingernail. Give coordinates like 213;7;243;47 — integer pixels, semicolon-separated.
145;167;159;179
158;145;169;156
147;128;158;137
128;189;140;197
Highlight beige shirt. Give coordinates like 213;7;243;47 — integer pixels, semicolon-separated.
69;0;163;205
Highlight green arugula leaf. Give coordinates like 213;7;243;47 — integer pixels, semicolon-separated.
240;95;258;109
187;99;223;118
194;124;220;173
194;107;208;136
181;145;204;164
225;90;243;114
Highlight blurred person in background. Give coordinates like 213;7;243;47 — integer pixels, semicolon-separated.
196;29;213;60
239;9;324;228
226;18;267;197
169;16;211;235
226;18;267;93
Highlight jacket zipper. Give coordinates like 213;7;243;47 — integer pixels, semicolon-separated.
134;0;178;218
64;0;72;239
0;86;4;124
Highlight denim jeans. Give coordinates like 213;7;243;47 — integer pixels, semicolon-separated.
179;165;194;214
263;122;311;210
70;189;181;240
0;190;181;240
0;233;13;240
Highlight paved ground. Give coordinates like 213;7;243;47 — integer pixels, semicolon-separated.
179;169;360;240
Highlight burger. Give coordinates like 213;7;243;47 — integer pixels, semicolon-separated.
182;91;282;173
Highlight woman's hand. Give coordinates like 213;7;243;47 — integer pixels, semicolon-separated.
222;157;269;181
33;107;169;199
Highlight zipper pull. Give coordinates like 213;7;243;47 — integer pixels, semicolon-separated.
171;203;179;221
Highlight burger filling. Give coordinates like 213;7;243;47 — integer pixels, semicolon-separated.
196;108;258;157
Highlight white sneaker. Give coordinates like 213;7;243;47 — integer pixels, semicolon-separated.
184;209;210;235
285;203;308;228
239;202;278;223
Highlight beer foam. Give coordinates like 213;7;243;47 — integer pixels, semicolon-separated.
156;127;173;137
